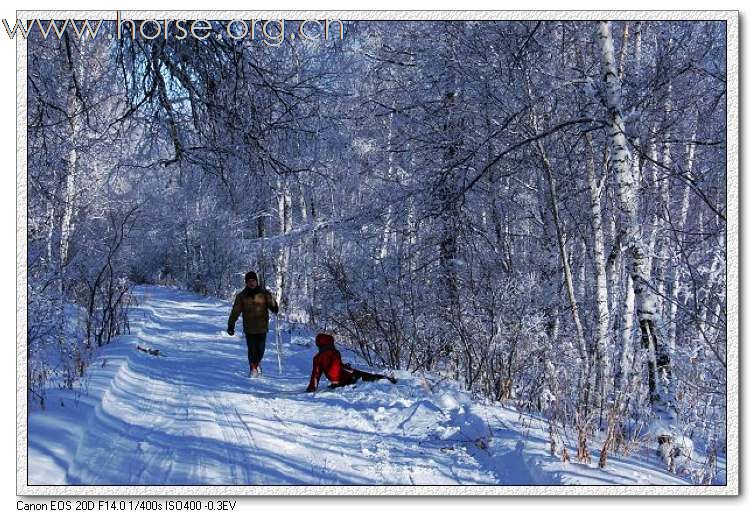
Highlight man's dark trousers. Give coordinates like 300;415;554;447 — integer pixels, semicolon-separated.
245;333;266;369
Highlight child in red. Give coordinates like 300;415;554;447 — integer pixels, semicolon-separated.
306;333;396;392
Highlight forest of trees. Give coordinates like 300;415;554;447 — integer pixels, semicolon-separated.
26;19;726;480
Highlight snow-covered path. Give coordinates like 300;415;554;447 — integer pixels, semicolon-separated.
28;286;696;486
29;286;499;485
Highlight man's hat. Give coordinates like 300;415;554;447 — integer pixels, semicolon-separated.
245;271;258;283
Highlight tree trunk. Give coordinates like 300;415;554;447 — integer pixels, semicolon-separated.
585;134;611;419
276;177;292;311
596;21;674;425
535;135;591;427
667;127;697;355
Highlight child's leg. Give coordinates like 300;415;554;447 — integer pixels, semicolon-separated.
353;369;397;384
353;370;384;382
328;372;358;389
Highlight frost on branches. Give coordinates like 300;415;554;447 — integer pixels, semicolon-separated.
26;19;727;482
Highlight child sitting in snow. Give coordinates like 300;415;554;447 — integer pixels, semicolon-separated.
306;333;396;392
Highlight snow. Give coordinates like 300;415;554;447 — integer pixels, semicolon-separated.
28;285;699;486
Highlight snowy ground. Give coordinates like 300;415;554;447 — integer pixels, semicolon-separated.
28;285;702;486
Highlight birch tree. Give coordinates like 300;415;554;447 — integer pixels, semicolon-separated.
596;21;678;454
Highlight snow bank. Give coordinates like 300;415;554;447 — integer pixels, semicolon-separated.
27;286;707;486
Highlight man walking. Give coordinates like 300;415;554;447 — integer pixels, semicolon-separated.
227;271;279;377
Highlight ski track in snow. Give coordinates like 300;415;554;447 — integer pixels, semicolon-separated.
28;286;697;486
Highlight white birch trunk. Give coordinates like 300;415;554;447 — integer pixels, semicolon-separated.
667;130;697;355
60;89;81;267
379;109;397;261
596;21;672;424
617;22;630;81
585;134;611;410
56;34;84;382
275;177;292;310
656;90;674;373
615;273;636;399
46;201;55;266
59;176;76;270
647;139;660;272
633;22;643;78
299;188;312;323
380;205;394;261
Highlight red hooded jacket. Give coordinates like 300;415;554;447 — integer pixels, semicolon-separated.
306;333;353;392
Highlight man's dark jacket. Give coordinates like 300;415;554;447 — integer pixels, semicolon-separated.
228;286;279;335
